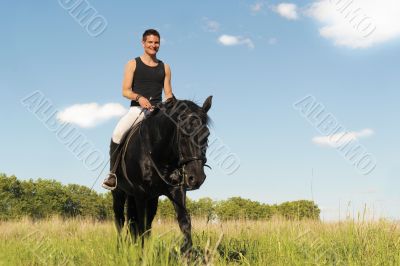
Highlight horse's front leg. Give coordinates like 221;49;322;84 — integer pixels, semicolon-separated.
112;189;126;250
127;195;138;242
169;188;192;253
133;196;147;247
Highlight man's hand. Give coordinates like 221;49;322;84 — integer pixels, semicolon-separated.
138;97;153;110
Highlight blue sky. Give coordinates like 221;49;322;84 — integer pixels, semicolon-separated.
1;0;399;220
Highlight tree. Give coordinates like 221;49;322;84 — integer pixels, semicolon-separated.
0;174;320;221
276;200;320;220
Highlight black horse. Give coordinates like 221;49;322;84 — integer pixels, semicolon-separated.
111;96;212;252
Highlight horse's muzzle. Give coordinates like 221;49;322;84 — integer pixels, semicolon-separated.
185;174;206;190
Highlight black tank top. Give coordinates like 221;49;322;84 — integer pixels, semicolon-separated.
130;57;165;107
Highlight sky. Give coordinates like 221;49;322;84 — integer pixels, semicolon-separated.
1;0;399;221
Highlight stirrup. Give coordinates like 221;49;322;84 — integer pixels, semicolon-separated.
102;173;117;191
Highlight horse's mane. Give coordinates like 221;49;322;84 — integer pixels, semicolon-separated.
174;99;211;125
146;99;211;127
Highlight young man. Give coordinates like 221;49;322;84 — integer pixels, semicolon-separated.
102;29;174;190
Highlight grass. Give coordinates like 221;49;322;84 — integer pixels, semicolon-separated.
1;217;400;265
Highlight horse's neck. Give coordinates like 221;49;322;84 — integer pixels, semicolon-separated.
144;115;177;158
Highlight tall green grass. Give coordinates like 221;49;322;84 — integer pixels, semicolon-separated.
1;217;399;265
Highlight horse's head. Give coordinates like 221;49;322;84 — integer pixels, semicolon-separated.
164;96;212;190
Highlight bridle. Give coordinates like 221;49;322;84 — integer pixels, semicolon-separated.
144;112;210;189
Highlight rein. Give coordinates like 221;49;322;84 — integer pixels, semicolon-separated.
116;104;210;191
115;109;147;192
141;112;210;189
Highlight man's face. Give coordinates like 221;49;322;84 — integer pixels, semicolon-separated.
142;35;160;55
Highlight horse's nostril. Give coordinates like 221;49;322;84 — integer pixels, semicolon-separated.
189;176;195;183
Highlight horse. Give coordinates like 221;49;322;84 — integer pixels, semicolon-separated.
111;96;212;252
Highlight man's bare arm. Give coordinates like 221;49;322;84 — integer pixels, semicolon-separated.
122;60;138;100
163;63;173;100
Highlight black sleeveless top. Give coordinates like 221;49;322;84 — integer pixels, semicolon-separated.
130;57;165;107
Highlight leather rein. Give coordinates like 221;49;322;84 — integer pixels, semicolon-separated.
141;115;210;189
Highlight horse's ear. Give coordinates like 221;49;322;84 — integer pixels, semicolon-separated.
202;96;212;113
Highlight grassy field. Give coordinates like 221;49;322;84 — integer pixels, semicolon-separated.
1;217;399;265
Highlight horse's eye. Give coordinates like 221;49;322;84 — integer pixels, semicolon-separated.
180;116;202;135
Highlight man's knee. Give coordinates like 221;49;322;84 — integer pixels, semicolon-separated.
112;129;123;144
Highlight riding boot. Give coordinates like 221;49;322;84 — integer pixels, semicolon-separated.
102;140;119;190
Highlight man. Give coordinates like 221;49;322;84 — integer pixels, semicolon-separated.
102;29;174;190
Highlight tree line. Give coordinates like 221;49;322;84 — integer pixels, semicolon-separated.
0;174;320;221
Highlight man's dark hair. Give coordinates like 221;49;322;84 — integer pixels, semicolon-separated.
142;29;160;41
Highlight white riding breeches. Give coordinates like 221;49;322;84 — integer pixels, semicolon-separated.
112;106;150;144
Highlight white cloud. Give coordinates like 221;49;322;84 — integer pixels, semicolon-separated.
306;0;400;48
218;34;255;49
57;103;127;128
202;17;220;32
251;2;264;12
273;3;299;20
312;128;374;148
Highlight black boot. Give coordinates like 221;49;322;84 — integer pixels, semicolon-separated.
102;140;119;190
